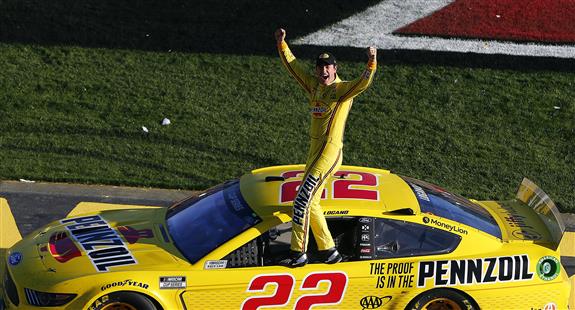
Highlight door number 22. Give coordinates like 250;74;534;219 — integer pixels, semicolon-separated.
241;272;348;310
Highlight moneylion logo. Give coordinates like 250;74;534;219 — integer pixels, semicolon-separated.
424;217;468;235
360;296;392;309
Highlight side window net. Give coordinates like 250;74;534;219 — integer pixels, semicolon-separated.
223;238;262;268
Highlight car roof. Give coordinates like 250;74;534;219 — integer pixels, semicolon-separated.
239;164;421;219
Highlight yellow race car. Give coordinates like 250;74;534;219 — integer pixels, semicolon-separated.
1;165;572;309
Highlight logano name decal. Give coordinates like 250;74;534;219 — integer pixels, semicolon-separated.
418;254;533;287
61;215;137;272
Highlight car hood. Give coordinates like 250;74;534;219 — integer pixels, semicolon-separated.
9;208;185;278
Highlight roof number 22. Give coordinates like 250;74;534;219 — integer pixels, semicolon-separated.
279;170;379;203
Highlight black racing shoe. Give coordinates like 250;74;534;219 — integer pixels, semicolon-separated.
320;248;342;264
280;251;308;268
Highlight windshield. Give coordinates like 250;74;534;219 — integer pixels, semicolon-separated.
402;176;502;239
166;180;262;264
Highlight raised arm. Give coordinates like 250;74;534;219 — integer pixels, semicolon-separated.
275;28;315;95
337;47;377;101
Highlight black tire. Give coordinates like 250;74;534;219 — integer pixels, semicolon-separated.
407;289;476;310
88;292;157;310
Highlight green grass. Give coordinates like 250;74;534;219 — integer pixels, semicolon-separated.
0;43;573;211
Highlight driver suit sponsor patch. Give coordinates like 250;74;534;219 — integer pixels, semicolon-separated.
61;215;137;272
292;174;320;226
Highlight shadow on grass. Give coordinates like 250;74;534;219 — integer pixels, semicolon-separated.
1;0;574;71
296;45;575;72
0;0;379;55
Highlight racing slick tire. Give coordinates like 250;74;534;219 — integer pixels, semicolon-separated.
407;289;477;310
88;291;158;310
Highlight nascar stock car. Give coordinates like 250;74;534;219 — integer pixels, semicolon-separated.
0;164;573;310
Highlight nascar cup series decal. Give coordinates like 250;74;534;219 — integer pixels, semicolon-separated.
417;254;533;287
159;276;186;289
61;215;137;272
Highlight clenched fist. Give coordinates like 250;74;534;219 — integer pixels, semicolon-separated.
275;28;286;44
367;46;377;61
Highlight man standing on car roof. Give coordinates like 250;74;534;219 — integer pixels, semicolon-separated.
275;28;377;267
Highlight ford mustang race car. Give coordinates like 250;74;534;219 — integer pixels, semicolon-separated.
1;165;572;309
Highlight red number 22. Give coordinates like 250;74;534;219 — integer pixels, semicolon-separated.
242;272;347;310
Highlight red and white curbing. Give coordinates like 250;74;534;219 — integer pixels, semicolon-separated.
293;0;575;59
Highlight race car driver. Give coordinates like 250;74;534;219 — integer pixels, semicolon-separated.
275;28;377;267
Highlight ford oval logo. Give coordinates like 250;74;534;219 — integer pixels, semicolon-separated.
8;252;23;266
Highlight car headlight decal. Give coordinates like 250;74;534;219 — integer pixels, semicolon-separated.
24;288;77;307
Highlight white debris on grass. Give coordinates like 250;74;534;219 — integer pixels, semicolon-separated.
161;118;171;126
142;126;149;133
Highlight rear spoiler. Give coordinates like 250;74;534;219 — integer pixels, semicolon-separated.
516;178;565;246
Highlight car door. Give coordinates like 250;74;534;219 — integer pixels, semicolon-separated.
177;219;371;309
179;259;376;309
179;215;462;309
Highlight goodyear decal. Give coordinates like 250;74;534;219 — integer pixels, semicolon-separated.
61;215;137;272
418;254;533;287
101;279;149;291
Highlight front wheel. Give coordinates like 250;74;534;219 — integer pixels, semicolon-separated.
88;292;157;310
407;289;477;310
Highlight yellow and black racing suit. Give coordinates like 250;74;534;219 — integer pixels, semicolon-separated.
277;40;377;253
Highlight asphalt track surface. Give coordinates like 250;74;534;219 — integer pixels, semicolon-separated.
1;180;574;307
0;181;194;237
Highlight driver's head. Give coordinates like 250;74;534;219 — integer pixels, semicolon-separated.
315;52;337;85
